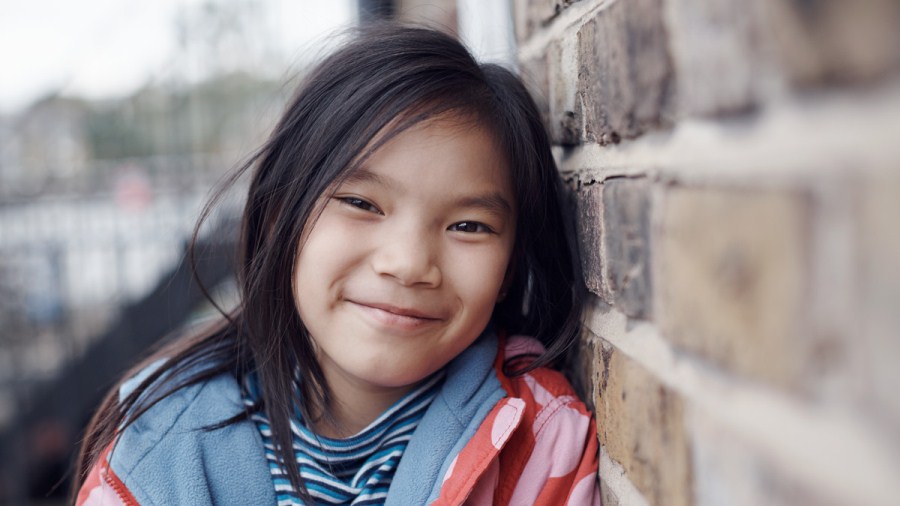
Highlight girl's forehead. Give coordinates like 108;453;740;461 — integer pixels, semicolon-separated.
343;117;515;205
374;112;504;163
366;110;492;151
367;117;506;170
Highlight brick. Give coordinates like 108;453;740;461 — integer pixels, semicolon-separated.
576;0;673;144
574;178;654;317
603;178;653;319
765;0;900;86
594;339;692;506
664;0;773;116
574;182;609;300
655;187;810;388
859;173;900;427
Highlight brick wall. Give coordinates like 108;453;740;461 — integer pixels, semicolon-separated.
513;0;900;504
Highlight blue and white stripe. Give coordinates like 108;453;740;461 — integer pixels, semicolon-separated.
242;371;444;505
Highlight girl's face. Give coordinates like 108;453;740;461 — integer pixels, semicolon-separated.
293;115;515;404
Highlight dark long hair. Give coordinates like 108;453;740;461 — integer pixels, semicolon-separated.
73;23;583;501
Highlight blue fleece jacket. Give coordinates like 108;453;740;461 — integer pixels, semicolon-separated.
107;332;505;505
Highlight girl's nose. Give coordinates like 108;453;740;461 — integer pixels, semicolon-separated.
371;223;442;287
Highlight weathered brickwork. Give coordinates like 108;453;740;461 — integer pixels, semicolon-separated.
593;335;692;506
573;178;653;318
577;0;673;143
519;0;900;148
574;182;609;299
602;178;652;319
655;186;810;388
514;0;900;504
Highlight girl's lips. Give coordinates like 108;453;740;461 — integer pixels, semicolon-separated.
348;300;442;330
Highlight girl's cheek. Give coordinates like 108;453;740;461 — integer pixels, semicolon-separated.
447;246;512;290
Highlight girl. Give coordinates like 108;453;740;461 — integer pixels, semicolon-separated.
74;24;599;506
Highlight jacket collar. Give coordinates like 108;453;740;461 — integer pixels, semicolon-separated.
386;329;510;505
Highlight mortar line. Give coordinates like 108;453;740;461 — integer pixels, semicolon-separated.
550;79;900;185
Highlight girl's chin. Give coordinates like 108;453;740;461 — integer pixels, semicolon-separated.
354;363;436;390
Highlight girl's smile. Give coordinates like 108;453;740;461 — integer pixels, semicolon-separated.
346;298;444;332
292;114;516;429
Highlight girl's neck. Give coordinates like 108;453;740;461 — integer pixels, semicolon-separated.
310;372;419;439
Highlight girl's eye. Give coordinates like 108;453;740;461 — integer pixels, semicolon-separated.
337;197;381;214
449;221;493;234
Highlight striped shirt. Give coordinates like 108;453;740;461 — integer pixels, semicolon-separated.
242;371;444;506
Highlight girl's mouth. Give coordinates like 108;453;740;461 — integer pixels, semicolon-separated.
347;300;442;330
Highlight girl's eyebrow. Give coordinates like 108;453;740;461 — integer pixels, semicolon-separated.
453;193;513;218
345;167;513;217
343;167;393;188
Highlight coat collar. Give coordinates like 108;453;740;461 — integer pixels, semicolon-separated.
386;329;515;505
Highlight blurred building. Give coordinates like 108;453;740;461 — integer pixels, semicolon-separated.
1;97;91;197
0;2;320;503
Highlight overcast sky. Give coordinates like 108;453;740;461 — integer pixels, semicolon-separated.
0;0;356;114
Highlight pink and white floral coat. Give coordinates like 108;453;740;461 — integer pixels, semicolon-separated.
433;335;600;505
